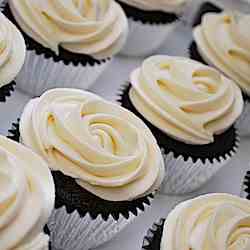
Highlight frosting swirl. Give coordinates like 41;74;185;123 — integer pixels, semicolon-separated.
161;193;250;250
9;0;128;59
118;0;188;13
0;136;55;250
129;56;243;145
20;88;164;201
0;13;25;88
194;12;250;94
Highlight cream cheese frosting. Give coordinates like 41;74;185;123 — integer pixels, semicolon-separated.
118;0;188;13
19;88;165;202
0;13;25;88
161;193;250;250
129;56;243;145
0;136;55;250
194;12;250;95
9;0;128;59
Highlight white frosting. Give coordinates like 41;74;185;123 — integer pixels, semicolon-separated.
9;0;128;59
118;0;188;13
0;13;25;88
194;12;250;94
161;193;250;250
0;136;55;250
20;88;165;201
129;55;243;145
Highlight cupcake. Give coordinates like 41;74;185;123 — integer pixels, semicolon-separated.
191;11;250;136
2;0;128;96
119;55;243;194
241;170;250;199
0;135;55;250
0;12;25;102
142;193;250;250
13;88;165;250
117;0;189;57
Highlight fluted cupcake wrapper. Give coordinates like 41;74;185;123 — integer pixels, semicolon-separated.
120;18;180;57
117;84;240;195
142;219;165;250
240;171;250;200
7;120;155;250
0;81;16;102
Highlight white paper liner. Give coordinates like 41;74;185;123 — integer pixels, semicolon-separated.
240;170;250;199
119;18;180;57
15;50;111;97
47;199;153;250
160;136;240;194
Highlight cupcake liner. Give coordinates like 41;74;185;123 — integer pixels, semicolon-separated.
240;170;250;200
8;120;154;250
2;2;111;97
142;219;165;250
0;81;16;102
118;84;240;194
120;18;180;57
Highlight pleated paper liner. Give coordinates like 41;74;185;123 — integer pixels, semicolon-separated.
142;219;165;250
8;119;155;250
118;84;240;194
0;81;15;102
241;171;250;200
192;1;223;28
2;2;111;96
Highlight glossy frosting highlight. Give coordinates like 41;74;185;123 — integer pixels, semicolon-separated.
0;136;54;250
9;0;128;59
118;0;188;13
129;56;243;145
161;194;250;250
0;13;25;88
194;12;250;94
20;88;164;201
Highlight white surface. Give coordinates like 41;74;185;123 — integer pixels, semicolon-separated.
0;3;250;250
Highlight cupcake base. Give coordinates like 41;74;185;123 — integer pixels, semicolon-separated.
8;120;154;250
118;84;240;194
142;219;164;250
241;171;250;200
2;3;111;97
0;81;15;102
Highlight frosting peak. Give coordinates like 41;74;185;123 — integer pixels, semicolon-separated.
20;88;164;201
194;12;250;94
129;56;243;145
0;13;25;88
161;194;250;250
0;136;54;250
9;0;128;58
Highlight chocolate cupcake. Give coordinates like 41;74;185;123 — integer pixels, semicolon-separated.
1;0;128;96
117;0;189;56
0;12;25;102
0;135;54;250
241;170;250;199
191;10;250;136
142;193;250;250
119;55;242;194
12;88;165;250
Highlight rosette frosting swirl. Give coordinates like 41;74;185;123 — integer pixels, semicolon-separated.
118;0;188;13
194;12;250;94
20;88;164;201
0;136;55;250
129;56;243;145
0;13;25;88
9;0;128;59
161;194;250;250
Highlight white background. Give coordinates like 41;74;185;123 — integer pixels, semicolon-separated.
0;1;250;250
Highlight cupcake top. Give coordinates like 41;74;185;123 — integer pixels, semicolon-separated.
0;13;25;88
20;88;165;202
193;12;250;95
129;56;243;145
9;0;128;59
161;193;250;250
0;136;55;250
118;0;188;13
